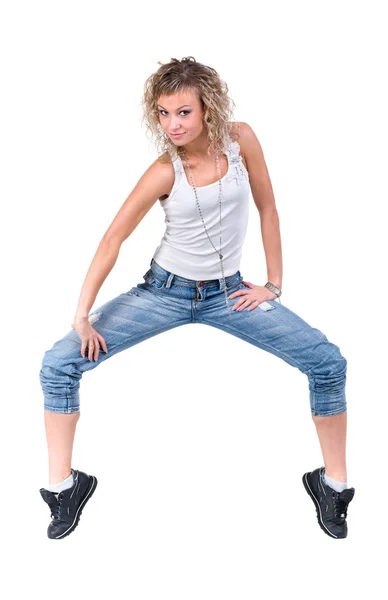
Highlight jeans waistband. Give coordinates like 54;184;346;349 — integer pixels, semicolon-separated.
149;258;242;290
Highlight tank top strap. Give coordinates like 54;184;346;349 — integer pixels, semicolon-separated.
165;153;186;201
172;154;185;176
225;131;249;182
225;133;242;162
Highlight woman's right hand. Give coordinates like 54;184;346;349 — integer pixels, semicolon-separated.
71;317;108;361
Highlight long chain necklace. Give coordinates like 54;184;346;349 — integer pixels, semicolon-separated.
180;149;232;318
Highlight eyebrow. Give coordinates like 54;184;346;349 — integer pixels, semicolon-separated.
157;104;192;110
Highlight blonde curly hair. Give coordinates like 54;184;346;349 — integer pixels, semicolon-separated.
141;56;237;162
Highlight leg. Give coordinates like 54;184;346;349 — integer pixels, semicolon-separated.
200;285;355;537
44;411;80;484
200;284;348;465
312;411;347;481
40;283;192;484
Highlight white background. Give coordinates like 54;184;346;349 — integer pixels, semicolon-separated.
1;1;387;598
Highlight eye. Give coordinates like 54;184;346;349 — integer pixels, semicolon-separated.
158;110;191;116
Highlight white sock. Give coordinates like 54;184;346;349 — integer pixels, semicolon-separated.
47;472;74;494
323;471;348;493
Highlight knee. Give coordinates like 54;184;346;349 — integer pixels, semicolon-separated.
308;350;347;417
310;349;347;386
40;340;80;379
40;346;81;414
40;347;70;384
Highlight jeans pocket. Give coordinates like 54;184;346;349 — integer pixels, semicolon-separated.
226;276;244;293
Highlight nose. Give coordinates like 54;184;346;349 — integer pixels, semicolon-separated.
170;117;182;131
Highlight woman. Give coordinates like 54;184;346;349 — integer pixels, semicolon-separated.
39;56;355;540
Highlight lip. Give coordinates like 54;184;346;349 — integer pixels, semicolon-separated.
170;132;185;137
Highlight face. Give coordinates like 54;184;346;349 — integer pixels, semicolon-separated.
157;90;205;147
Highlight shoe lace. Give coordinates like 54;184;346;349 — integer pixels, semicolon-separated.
332;491;349;524
49;493;63;521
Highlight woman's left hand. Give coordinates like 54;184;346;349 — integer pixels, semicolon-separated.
229;281;277;311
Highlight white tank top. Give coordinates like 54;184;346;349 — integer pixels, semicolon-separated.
152;136;250;280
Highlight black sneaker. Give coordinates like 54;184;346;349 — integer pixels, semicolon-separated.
40;469;98;539
302;467;355;539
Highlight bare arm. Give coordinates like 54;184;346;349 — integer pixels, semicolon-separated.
238;122;283;289
73;156;174;321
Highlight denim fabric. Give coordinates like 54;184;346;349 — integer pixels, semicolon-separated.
40;258;347;416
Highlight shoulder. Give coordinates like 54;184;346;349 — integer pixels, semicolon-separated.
151;153;176;200
227;121;258;170
154;151;174;170
230;121;264;167
149;152;175;180
134;153;175;202
228;121;262;158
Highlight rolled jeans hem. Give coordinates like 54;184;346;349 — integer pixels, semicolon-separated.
311;406;347;417
44;403;80;414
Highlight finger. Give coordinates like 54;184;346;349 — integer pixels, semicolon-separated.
81;342;87;358
229;289;249;299
91;337;98;361
97;333;108;353
248;300;260;311
235;299;251;311
88;340;94;361
93;339;99;361
233;299;248;310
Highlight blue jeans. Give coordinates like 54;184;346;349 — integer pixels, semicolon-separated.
40;258;347;416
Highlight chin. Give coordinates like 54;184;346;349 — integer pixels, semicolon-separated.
168;131;200;147
169;134;189;144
